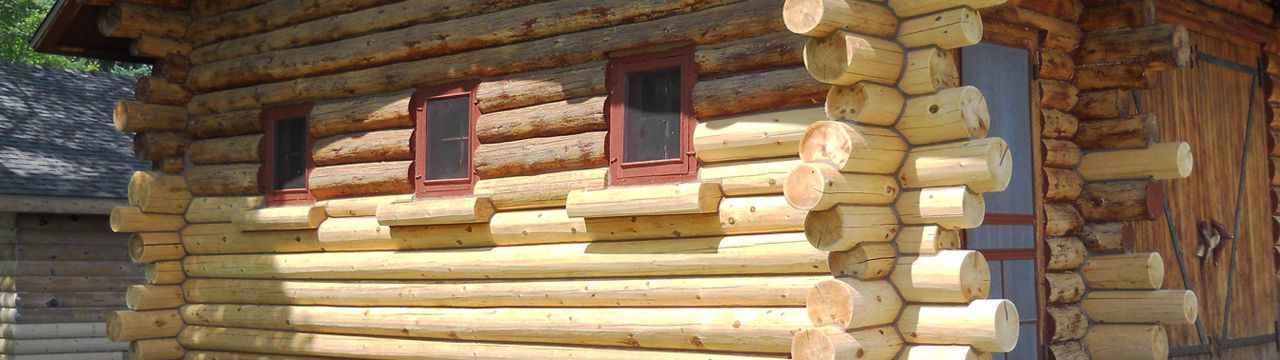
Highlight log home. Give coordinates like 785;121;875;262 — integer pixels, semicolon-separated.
27;0;1280;359
0;62;151;358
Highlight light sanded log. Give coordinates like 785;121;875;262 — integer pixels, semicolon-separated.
126;285;183;310
186;196;264;223
1076;24;1190;70
566;182;722;218
321;194;411;218
97;2;188;38
897;86;990;145
182;304;808;354
1083;290;1197;324
107;309;182;342
1046;237;1086;271
476;96;605;144
1043;203;1083;236
316;217;391;247
309;161;412;200
474;131;605;178
895;225;960;255
888;0;1008;18
1074;89;1132;119
145;261;183;285
700;158;803;196
798;121;907;174
129;233;184;263
1046;305;1087;342
1045;272;1085;303
900;47;959;95
1075;180;1163;221
694;106;824;163
891;250;990;303
782;0;896;37
180;325;785;360
1073;114;1158;149
0;337;126;354
900;138;1011;193
804;205;898;251
1074;62;1154;90
784;162;899;210
897;299;1019;352
110;206;184;233
1083;252;1164;289
1038;48;1074;81
695;32;805;77
132;338;185;360
804;31;904;86
827;242;896;279
697;66;830;119
896;186;985;229
233;204;326;231
1041;108;1078;139
475;168;607;210
188;134;262;165
1078;142;1193;181
1040;80;1079;112
1084;325;1168;360
184;275;821;308
375;197;494;226
825;83;903;125
791;325;902;360
806;278;901;329
476;61;606;114
189;109;261;139
1043;168;1082;201
184;232;826;280
312;128;411;166
128;171;190;215
182;223;316;255
113;101;186;132
0;323;106;339
898;7;982;49
1078;222;1134;252
135;76;189;105
898;345;989;360
308;89;413;139
187;164;260;196
1043;139;1081;168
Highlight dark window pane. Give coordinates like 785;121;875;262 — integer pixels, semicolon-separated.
425;95;471;180
1009;323;1039;359
988;259;1004;299
623;67;682;163
1004;259;1038;321
963;42;1034;215
966;224;1036;250
273;117;308;190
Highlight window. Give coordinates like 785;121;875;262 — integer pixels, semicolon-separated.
962;40;1041;359
607;47;697;185
261;103;315;205
412;81;478;197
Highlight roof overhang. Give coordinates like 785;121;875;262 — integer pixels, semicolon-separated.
30;0;153;64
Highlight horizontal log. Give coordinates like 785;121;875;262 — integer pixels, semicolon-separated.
189;109;261;139
1046;305;1087;342
321;194;410;218
180;326;785;360
803;205;898;252
890;250;990;303
827;242;896;279
699;158;802;196
1041;108;1078;139
790;325;902;360
0;336;126;354
188;134;262;165
476;61;606;114
1038;48;1074;81
897;86;990;145
97;2;188;38
114;101;186;132
1044;202;1083;236
187;164;260;196
187;0;395;46
1083;290;1197;324
183;232;826;280
133;131;188;161
889;0;1007;18
898;345;987;360
565;183;721;218
897;299;1020;352
1078;0;1155;32
896;186;985;229
474;131;606;179
128;171;190;215
1042;139;1081;168
804;31;904;86
694;32;805;77
1074;180;1163;221
979;5;1081;52
0;261;141;277
1073;89;1132;119
1077;222;1134;252
109;206;184;233
1045;237;1086;271
895;225;960;255
824;83;903;125
781;0;896;37
308;161;412;200
0;291;125;308
0;323;106;339
185;196;264;223
797;121;906;174
1082;252;1164;289
311;128;412;167
182;304;807;354
1084;325;1168;360
784;162;899;210
474;167;607;210
129;233;185;263
0;276;142;292
145;261;183;285
1074;62;1154;90
1042;167;1082;201
126;284;183;310
805;278;901;329
135;76;190;105
694;106;824;163
132;338;185;360
476;96;605;144
131;35;190;59
1045;271;1085;304
375;197;494;226
153;53;190;83
1075;23;1190;70
107;309;181;341
233;204;326;231
1039;79;1079;112
1078;142;1193;181
693;66;827;119
900;137;1012;193
0;244;128;262
900;46;959;95
898;7;982;49
308;89;413;139
1073;114;1158;149
185;350;352;360
0;307;120;324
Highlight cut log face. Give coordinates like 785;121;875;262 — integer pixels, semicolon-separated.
805;278;902;329
782;0;897;38
803;31;904;86
900;47;959;95
784;162;899;211
825;83;904;125
790;325;903;360
798;121;907;174
804;205;899;252
898;7;983;50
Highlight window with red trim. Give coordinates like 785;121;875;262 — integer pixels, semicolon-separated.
261;103;315;206
606;47;698;185
412;81;478;197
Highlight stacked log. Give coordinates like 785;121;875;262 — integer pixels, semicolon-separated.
1265;53;1280;277
781;1;1019;359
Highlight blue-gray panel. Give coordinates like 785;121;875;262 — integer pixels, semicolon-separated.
1004;259;1038;321
966;224;1036;250
962;42;1035;215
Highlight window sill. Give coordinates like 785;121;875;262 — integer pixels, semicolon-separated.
565;182;723;218
233;204;327;231
375;196;495;227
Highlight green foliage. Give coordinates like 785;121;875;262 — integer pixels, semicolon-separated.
0;0;149;75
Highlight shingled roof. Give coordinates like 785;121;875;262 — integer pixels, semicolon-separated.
0;61;149;199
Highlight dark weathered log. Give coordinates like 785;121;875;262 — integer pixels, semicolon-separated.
980;5;1082;52
1075;63;1154;90
1075;180;1163;221
1043;139;1081;168
187;0;397;46
1078;222;1134;252
475;62;606;114
1039;49;1075;81
1010;0;1084;21
1045;202;1084;236
1044;168;1083;201
309;89;413;139
130;36;190;59
1046;236;1087;271
1073;89;1132;119
476;96;605;144
313;128;413;167
136;76;191;105
695;32;804;77
189;0;268;18
188;134;262;165
1076;24;1191;70
98;2;189;39
693;66;825;119
1078;0;1155;32
1042;108;1079;139
153;53;190;83
158;157;183;174
1073;114;1158;149
309;161;412;200
1045;271;1085;303
1040;80;1079;112
133;132;188;161
189;109;261;139
475;131;606;179
187;164;260;196
1046;304;1088;342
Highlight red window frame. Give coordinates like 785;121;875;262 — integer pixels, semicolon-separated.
606;46;698;186
260;103;316;206
411;81;479;198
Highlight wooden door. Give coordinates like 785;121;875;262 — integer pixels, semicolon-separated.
1136;31;1278;359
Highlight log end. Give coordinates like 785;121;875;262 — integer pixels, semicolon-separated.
960;86;992;139
976;299;1021;353
799;121;857;169
784;162;834;211
806;279;857;328
957;250;993;301
783;0;834;37
113;101;130;132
